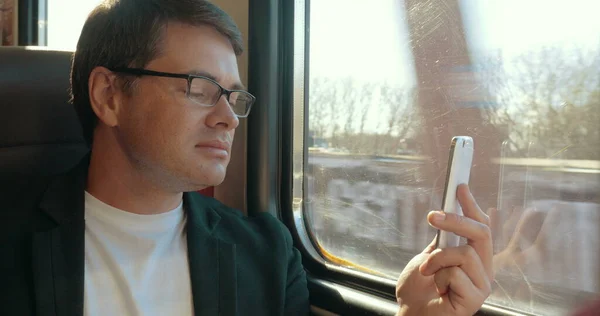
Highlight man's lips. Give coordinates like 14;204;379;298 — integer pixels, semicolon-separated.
195;140;231;152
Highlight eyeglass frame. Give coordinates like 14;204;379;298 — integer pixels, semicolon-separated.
108;67;256;118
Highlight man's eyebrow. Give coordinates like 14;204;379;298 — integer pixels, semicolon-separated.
188;70;246;91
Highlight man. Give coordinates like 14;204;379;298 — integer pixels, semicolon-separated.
1;0;492;315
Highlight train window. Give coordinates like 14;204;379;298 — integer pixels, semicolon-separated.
293;0;600;315
46;0;103;50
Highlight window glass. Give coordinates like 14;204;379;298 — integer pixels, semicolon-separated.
302;0;600;314
46;0;103;51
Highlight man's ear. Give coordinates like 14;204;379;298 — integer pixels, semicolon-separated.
88;66;124;127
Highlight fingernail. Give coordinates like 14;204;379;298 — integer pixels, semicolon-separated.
431;211;445;223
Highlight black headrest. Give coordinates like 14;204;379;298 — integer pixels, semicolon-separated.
0;47;89;178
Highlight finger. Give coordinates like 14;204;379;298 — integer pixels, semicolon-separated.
527;205;562;248
428;210;493;280
512;207;547;250
457;184;489;226
487;207;500;251
502;206;525;248
457;184;493;279
489;207;509;254
488;207;498;230
433;266;478;297
503;207;531;252
428;211;491;245
434;267;488;312
420;246;490;292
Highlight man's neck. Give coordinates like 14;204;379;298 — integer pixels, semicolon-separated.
86;146;183;215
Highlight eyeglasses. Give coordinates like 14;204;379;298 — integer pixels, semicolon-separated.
109;67;256;117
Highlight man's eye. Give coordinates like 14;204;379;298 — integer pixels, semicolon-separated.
189;90;212;101
190;92;207;98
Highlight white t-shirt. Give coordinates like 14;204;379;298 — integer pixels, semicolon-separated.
83;192;194;316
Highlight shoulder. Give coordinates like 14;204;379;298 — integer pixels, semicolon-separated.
185;192;294;250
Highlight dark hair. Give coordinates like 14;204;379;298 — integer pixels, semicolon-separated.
70;0;243;146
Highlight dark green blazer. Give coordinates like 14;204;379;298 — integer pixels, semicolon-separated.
0;158;309;315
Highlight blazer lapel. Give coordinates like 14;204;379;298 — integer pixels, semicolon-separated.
32;160;87;316
185;193;238;316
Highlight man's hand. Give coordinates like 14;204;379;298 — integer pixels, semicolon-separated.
395;184;493;316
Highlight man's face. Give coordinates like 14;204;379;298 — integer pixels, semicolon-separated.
114;23;242;191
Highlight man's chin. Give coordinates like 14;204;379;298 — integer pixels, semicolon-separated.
191;170;227;190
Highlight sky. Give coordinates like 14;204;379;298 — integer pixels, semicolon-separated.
307;0;599;134
460;0;600;58
309;0;415;86
309;0;599;85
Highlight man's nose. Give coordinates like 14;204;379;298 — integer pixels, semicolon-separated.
206;95;240;130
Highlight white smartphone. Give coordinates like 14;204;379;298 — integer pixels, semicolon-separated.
435;136;474;249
